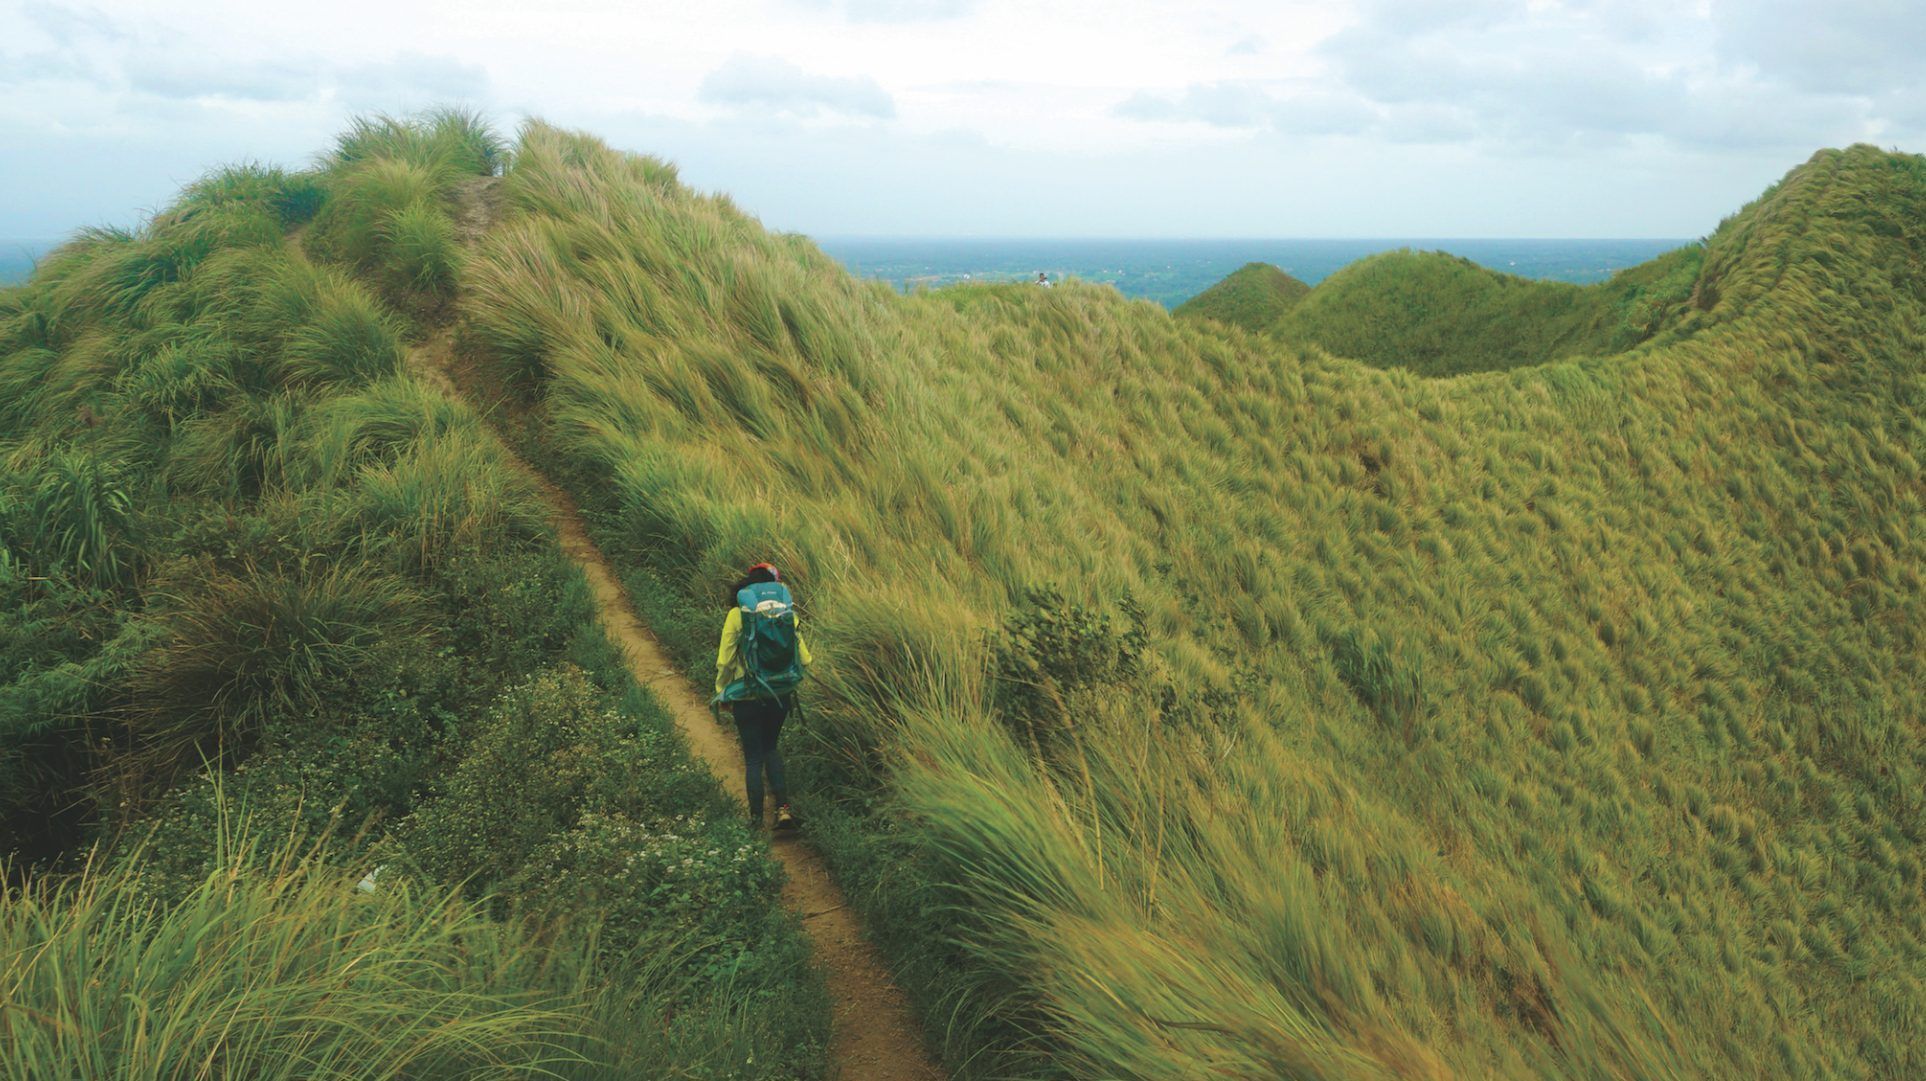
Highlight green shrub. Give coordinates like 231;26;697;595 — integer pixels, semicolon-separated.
113;325;242;429
515;809;792;987
329;108;506;178
990;586;1146;754
166;391;302;499
351;430;548;574
399;665;721;890
127;559;427;771
176;162;325;228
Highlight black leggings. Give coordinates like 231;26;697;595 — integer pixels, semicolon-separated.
733;696;791;818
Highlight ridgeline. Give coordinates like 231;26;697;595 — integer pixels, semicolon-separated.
3;114;1923;1079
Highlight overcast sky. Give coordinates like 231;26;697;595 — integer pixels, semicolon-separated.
2;0;1921;239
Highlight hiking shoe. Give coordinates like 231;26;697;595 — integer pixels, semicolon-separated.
773;805;800;832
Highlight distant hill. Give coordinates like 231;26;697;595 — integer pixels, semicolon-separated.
1171;260;1310;330
1267;243;1706;375
0;240;55;286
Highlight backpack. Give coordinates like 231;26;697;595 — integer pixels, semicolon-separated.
719;581;806;703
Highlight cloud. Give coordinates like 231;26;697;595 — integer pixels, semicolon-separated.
16;1;128;45
1117;79;1413;146
1113;83;1278;128
784;0;978;23
333;53;489;109
1288;0;1908;152
1711;0;1926;97
0;50;94;84
699;56;895;119
126;57;321;102
845;0;976;22
117;51;486;108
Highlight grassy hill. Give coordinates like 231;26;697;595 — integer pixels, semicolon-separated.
0;113;825;1078
4;114;1924;1079
1172;260;1311;331
1184;243;1707;376
459;132;1925;1079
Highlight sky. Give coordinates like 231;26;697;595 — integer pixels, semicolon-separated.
1;0;1921;239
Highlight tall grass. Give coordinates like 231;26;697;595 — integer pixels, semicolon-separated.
0;822;577;1080
307;109;498;302
0;110;829;1078
128;559;425;764
463;126;1926;1077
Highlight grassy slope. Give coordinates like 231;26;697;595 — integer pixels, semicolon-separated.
466;130;1925;1079
1262;243;1706;376
1172;260;1311;332
0;114;825;1078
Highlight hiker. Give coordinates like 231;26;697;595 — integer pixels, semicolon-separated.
1035;271;1052;287
714;562;813;830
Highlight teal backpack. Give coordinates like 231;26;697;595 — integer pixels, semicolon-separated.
717;581;806;703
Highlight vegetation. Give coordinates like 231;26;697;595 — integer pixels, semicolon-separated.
1172;260;1310;331
458;127;1925;1079
1259;243;1707;375
0;112;824;1079
6;109;1923;1080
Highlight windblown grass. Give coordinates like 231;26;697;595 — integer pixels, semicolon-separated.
463;124;1926;1078
0;111;827;1078
0;822;577;1080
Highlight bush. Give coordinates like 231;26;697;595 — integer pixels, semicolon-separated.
329;108;506;178
308;157;454;271
399;665;721;891
114;325;242;429
990;586;1146;754
516;810;789;986
127;559;427;773
166;391;302;499
177;162;325;228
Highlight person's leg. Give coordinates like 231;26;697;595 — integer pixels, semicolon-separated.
763;696;792;809
733;702;769;820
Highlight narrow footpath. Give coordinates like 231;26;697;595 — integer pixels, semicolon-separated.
407;177;946;1081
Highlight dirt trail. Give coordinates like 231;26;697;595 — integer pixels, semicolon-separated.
409;177;946;1081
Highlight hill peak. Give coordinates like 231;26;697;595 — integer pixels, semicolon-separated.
1171;261;1310;331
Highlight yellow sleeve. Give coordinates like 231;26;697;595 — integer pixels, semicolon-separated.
715;608;742;696
798;626;813;668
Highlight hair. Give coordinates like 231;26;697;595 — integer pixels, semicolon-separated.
726;564;778;606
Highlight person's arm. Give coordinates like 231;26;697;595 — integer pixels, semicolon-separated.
798;626;813;668
715;607;742;697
